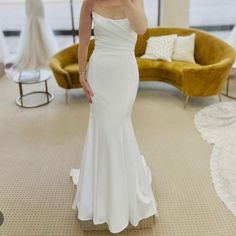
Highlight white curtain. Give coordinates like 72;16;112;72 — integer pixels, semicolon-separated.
227;24;236;68
228;25;236;48
0;24;8;64
12;0;58;71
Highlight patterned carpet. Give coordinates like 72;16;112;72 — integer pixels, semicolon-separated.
0;72;236;236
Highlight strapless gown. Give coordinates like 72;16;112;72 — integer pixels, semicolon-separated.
70;11;158;233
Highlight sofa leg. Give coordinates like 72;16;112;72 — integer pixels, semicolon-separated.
65;89;69;105
184;96;189;109
218;93;222;102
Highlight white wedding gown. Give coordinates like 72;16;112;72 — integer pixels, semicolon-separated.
12;0;58;70
70;11;158;233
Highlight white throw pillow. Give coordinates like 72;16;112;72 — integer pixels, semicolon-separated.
141;34;177;62
172;33;196;63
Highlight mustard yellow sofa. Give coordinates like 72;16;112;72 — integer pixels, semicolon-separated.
49;27;236;107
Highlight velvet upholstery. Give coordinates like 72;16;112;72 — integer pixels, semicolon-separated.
49;27;236;97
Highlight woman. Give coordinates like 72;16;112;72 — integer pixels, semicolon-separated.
70;0;158;233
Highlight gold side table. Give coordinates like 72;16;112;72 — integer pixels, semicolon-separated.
222;67;236;100
12;69;54;108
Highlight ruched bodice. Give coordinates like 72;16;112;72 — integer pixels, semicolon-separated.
92;11;137;55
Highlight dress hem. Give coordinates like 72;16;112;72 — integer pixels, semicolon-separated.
73;205;158;234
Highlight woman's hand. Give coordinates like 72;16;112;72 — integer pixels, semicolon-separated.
79;74;94;104
120;0;147;35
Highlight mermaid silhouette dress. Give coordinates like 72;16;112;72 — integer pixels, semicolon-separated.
12;0;58;70
70;11;158;233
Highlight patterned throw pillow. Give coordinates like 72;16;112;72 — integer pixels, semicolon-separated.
140;34;177;62
172;33;196;63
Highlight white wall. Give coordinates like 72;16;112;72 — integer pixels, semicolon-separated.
160;0;190;27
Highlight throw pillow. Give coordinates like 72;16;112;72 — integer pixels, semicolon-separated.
141;34;177;62
172;33;196;63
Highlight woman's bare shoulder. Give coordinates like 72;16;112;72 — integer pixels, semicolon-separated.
82;0;96;12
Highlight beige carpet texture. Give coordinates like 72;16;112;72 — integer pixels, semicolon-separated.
0;72;236;236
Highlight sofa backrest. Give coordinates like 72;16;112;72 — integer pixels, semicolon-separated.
63;27;235;66
135;27;236;65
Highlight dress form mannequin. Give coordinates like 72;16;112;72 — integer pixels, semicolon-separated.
12;0;58;70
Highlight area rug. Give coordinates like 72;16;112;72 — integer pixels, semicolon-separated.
194;101;236;216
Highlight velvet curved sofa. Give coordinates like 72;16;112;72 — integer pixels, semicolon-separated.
49;27;236;107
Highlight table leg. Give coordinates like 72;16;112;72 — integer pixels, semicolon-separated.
45;80;49;103
221;68;236;100
226;76;229;95
19;82;23;106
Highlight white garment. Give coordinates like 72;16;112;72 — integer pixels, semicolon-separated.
70;11;158;233
12;0;58;70
227;24;236;68
0;25;8;63
194;101;236;216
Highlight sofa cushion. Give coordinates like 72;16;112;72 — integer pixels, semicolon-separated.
172;33;196;63
64;64;79;74
64;64;81;85
136;57;201;85
140;34;177;62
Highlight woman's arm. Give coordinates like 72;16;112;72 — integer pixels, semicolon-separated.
78;0;93;75
78;0;94;103
121;0;148;35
